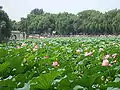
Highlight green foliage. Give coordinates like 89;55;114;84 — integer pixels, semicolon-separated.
30;8;44;15
12;8;120;36
0;9;11;42
0;37;120;89
30;71;63;89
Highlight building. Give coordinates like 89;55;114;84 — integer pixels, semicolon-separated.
10;31;26;40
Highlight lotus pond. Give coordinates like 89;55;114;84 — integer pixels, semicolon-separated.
0;37;120;90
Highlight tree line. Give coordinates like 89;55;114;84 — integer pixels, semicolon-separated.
1;8;120;42
12;8;120;36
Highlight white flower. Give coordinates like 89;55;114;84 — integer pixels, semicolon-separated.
76;49;81;53
99;48;104;52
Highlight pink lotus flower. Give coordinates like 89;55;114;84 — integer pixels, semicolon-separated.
21;43;26;47
34;45;39;49
85;52;93;56
17;45;21;49
102;59;112;66
33;45;39;52
44;56;49;58
52;61;59;67
104;55;110;59
108;64;112;66
85;48;88;51
102;59;109;66
112;54;117;58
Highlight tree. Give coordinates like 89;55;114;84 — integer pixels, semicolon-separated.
0;6;3;9
0;9;11;42
11;20;19;31
30;8;44;15
13;8;120;36
55;12;74;35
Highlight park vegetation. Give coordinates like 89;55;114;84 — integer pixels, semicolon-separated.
11;8;120;36
1;8;120;42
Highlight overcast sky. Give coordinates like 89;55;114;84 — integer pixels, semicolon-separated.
1;0;120;21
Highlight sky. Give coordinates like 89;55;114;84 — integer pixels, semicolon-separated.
1;0;120;21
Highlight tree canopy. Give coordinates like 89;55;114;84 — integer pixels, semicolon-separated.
0;9;11;42
10;8;120;36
